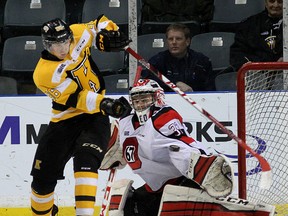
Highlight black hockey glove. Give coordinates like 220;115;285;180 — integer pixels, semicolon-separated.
96;29;131;52
117;96;132;118
100;97;131;118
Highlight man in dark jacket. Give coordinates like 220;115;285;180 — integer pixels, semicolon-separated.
230;0;283;71
141;23;215;92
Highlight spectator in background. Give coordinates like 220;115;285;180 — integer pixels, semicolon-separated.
230;0;283;72
141;23;215;92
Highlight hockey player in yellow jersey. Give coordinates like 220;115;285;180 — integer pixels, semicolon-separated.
30;16;131;216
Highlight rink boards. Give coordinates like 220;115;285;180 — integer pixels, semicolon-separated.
0;92;287;215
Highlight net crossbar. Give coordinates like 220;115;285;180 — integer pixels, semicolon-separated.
237;62;288;215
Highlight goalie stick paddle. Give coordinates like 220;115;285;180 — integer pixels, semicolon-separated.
125;46;272;189
100;120;119;216
100;168;117;216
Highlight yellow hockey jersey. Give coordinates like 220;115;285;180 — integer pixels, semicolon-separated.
33;16;118;122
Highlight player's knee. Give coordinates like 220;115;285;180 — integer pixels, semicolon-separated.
73;151;100;172
31;177;57;195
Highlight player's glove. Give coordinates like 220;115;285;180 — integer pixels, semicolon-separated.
100;97;131;118
117;96;132;118
96;29;131;52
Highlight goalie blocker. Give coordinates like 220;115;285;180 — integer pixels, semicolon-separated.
186;152;234;198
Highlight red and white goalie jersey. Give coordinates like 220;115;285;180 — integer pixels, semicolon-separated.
119;105;209;192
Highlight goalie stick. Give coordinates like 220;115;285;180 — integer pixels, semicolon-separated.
100;64;140;216
124;46;272;189
100;120;119;216
100;168;116;216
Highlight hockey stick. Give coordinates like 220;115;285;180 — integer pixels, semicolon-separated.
124;46;272;189
100;65;141;216
100;168;117;216
100;120;119;216
134;65;143;86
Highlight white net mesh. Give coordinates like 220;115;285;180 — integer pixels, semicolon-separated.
242;69;288;215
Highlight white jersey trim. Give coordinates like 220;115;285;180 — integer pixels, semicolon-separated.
52;109;81;119
52;60;72;83
55;77;73;93
86;91;97;112
71;29;91;60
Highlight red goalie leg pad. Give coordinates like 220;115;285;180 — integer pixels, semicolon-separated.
158;185;275;216
109;194;122;210
160;201;273;216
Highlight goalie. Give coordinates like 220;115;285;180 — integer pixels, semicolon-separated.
100;79;236;215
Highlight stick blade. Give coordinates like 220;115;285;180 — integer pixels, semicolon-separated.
260;170;272;189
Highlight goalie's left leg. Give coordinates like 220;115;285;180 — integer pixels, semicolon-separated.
107;179;134;216
158;185;275;216
187;152;234;198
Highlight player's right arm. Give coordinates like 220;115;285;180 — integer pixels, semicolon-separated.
34;58;105;114
34;58;129;120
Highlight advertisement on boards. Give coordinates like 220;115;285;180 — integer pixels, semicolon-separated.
0;93;240;207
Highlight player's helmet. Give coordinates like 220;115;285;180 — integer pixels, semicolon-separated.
41;18;73;50
130;79;165;125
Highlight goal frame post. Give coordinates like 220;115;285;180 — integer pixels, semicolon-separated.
237;62;288;199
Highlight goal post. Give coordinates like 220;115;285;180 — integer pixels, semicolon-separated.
237;62;288;215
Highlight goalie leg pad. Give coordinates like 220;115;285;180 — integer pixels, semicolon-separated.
187;153;234;197
108;179;134;216
158;185;275;216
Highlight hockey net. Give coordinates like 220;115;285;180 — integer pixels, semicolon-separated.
237;62;288;216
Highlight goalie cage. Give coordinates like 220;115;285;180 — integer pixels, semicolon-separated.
237;62;288;216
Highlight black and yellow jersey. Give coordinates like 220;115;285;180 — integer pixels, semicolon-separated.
33;16;118;122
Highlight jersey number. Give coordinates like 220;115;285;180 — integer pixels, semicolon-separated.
123;137;142;170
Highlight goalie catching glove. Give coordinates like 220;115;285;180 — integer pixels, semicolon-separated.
96;29;131;52
100;96;132;119
187;152;234;198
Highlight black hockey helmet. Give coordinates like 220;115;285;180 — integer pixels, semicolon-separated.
41;18;73;49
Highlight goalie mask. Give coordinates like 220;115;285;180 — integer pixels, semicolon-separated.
130;79;165;125
41;18;73;50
